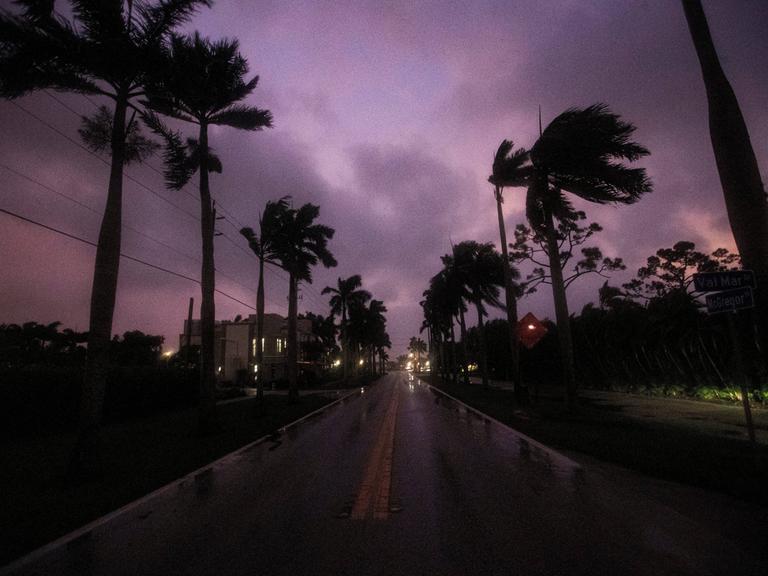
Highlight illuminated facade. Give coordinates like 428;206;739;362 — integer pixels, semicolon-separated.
179;313;318;383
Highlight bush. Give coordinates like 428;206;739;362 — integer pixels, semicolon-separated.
0;366;81;435
102;366;197;421
0;365;198;437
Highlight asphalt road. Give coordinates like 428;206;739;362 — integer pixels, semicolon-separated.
5;372;766;575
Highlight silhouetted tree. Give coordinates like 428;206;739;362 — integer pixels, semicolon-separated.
272;203;336;401
683;0;768;364
0;0;210;472
241;197;290;402
322;275;371;380
488;139;531;397
526;104;652;406
510;211;625;296
408;336;427;372
144;32;272;432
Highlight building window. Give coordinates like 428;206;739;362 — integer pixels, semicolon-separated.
261;337;265;352
252;338;256;356
276;338;283;353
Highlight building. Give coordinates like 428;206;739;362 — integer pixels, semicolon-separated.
179;313;320;384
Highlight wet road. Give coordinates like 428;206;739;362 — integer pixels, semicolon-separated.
4;372;766;575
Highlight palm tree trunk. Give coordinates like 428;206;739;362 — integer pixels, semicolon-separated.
495;187;521;396
475;302;489;388
256;256;265;403
71;96;128;475
683;0;768;367
287;275;299;402
198;123;217;434
543;205;577;407
450;318;457;383
341;306;348;382
458;307;469;384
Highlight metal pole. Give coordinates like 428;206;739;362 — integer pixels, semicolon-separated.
184;297;194;366
727;312;756;443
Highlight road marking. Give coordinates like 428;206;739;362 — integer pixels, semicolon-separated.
351;385;400;520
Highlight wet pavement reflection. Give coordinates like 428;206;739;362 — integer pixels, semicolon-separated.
3;372;765;575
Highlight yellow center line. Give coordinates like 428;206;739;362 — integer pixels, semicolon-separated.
351;385;400;520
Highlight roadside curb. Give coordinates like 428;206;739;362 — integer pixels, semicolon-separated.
422;378;582;471
0;388;362;575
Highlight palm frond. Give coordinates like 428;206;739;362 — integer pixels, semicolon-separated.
488;139;531;187
209;103;273;130
142;109;196;189
134;0;211;43
80;105;159;164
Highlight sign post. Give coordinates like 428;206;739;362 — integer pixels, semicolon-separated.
693;270;757;443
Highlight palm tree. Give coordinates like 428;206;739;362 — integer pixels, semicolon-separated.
272;202;337;401
428;258;468;383
322;275;371;380
363;299;388;375
488;140;530;397
240;197;290;403
443;241;505;387
527;104;651;406
144;32;272;432
0;0;210;471
408;336;427;372
462;242;506;387
682;0;768;362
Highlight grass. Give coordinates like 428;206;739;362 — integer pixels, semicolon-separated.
0;393;337;566
426;375;768;505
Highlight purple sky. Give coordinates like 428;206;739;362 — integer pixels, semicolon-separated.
1;0;767;356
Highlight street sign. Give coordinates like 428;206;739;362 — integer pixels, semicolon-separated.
705;286;754;314
693;270;755;292
517;312;547;349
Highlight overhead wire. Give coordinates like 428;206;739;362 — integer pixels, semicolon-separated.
14;94;334;313
40;91;329;307
0;206;262;311
0;162;290;312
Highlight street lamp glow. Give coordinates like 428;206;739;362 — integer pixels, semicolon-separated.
528;324;535;330
358;359;364;366
162;350;174;358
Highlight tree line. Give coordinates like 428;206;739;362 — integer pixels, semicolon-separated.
418;1;768;408
0;1;388;475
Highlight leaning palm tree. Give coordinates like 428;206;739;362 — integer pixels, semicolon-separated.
488;140;530;397
0;0;210;472
272;203;337;401
527;104;652;406
682;0;768;361
240;197;290;403
322;275;371;381
144;32;272;432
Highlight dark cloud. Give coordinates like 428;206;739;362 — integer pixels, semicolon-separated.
1;0;766;354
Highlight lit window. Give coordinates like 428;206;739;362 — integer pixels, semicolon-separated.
252;338;256;356
261;337;265;352
277;338;283;353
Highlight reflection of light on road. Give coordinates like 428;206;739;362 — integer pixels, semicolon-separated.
408;383;415;392
360;387;365;395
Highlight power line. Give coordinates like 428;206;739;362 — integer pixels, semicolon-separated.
43;90;248;232
38;91;303;283
0;163;289;310
0;161;199;264
10;99;201;222
0;206;260;311
21;94;327;311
